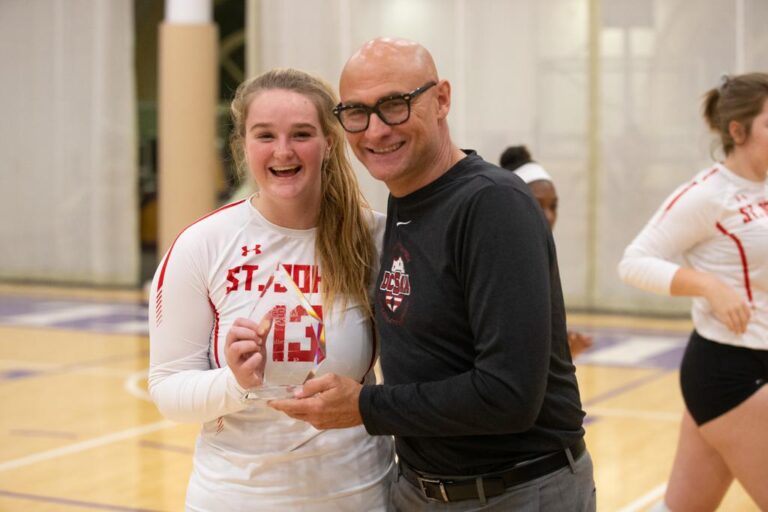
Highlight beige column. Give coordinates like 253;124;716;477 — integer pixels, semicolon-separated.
245;0;261;78
157;4;218;256
585;0;602;308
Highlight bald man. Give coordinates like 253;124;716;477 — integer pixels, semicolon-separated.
270;38;595;510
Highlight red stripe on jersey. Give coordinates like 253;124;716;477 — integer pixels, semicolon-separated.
715;222;754;303
155;200;247;293
155;289;163;326
660;167;719;219
209;297;222;367
701;166;720;181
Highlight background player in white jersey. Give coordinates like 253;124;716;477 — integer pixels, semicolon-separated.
147;68;393;511
619;72;768;511
500;144;594;358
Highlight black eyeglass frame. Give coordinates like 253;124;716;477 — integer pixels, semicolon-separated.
333;81;437;133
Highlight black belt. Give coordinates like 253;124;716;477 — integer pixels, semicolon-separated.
400;439;586;503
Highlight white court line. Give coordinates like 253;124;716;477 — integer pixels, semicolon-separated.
0;419;175;472
86;322;149;335
587;407;681;422
101;321;149;333
617;483;666;512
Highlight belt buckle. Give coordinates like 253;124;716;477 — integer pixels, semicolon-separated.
417;476;450;503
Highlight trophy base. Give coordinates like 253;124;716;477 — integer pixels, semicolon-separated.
243;385;299;401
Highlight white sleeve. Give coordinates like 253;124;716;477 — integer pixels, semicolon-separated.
148;234;247;423
618;182;720;295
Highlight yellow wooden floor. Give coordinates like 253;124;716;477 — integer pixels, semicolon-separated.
0;284;758;511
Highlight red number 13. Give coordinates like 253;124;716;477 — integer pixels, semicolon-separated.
271;304;324;363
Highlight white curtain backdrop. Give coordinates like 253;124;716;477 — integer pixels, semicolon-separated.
254;0;768;315
0;0;138;286
2;0;760;306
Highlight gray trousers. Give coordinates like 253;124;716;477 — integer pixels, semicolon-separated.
389;450;596;512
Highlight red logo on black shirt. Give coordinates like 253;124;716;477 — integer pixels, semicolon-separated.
380;257;411;312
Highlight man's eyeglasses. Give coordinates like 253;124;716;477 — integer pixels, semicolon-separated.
333;81;437;133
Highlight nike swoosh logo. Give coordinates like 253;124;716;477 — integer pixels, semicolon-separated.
396;220;412;226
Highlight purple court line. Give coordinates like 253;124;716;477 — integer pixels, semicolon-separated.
0;295;146;313
55;313;149;330
575;333;686;371
0;296;149;335
570;324;690;339
0;489;164;512
0;297;147;319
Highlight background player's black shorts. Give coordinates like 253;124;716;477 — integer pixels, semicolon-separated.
680;330;768;425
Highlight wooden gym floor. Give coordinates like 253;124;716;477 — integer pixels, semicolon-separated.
0;283;758;511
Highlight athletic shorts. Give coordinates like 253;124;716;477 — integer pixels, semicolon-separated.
680;330;768;425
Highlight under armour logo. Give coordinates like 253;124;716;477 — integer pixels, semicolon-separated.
241;244;262;256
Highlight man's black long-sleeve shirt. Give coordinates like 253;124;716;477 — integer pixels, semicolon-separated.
359;151;585;475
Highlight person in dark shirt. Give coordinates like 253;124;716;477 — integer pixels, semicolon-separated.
270;37;595;510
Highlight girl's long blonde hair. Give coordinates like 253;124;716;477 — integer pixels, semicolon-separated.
230;68;376;315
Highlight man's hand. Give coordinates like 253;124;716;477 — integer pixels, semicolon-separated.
224;314;272;389
268;373;363;430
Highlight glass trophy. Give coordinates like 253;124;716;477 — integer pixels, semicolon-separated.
242;264;326;401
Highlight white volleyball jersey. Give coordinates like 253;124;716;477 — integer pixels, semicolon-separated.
619;163;768;349
148;198;393;511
